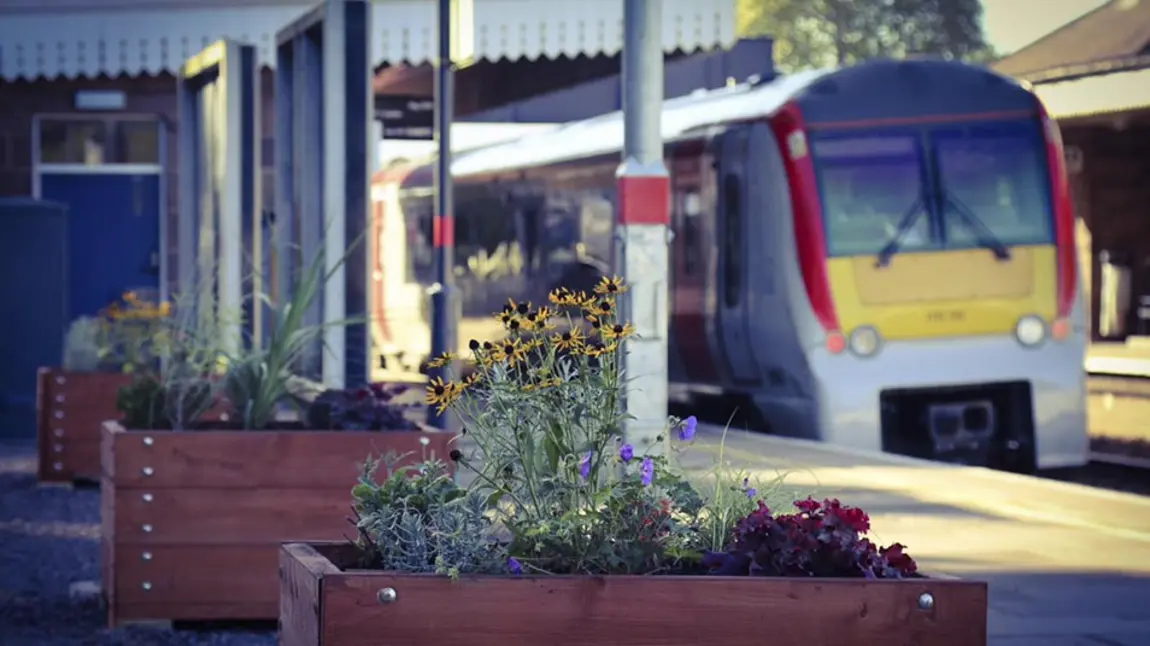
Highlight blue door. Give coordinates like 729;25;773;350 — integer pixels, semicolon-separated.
0;199;68;438
40;173;161;319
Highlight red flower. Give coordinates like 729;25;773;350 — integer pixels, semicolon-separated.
881;543;918;576
794;497;821;514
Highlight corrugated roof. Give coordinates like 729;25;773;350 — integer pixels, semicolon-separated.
1032;66;1150;119
992;0;1150;80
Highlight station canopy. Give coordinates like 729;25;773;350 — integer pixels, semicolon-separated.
0;0;736;82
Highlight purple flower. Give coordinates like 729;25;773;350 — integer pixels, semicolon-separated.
678;415;698;442
579;451;592;480
640;457;654;487
508;557;523;575
745;487;758;499
619;443;634;463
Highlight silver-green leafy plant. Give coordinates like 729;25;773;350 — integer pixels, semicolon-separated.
62;316;104;372
351;453;509;579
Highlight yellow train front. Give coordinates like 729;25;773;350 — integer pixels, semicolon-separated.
736;60;1089;472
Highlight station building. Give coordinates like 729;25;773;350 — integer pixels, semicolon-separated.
994;0;1150;343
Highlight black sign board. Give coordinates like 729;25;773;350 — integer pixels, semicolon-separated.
374;95;434;140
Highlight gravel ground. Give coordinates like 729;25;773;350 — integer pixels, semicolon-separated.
0;440;276;646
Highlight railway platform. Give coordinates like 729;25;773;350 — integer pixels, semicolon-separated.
684;422;1150;646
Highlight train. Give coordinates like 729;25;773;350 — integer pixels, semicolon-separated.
369;57;1090;472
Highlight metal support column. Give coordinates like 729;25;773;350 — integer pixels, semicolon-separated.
274;0;372;388
616;0;670;455
176;40;260;355
427;0;457;427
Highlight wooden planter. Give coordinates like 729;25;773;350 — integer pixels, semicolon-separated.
37;368;131;483
279;542;988;646
100;422;453;627
36;368;233;484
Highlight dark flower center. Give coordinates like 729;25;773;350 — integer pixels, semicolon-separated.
516;303;529;314
469;339;480;351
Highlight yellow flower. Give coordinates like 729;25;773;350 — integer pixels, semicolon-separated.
585;315;603;335
494;338;527;365
548;287;574;306
594;275;628;296
495;310;519;330
425;376;461;413
461;372;482;389
584;298;615;319
158;302;172;317
427;352;457;369
602;322;635;341
521;306;556;331
552;327;585;351
583;341;618;358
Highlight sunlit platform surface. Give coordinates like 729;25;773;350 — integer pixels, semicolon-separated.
679;423;1150;646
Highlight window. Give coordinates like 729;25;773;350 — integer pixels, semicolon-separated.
678;190;702;275
722;174;742;307
812;134;930;257
934;123;1054;247
38;118;161;166
38;119;108;164
113;120;160;164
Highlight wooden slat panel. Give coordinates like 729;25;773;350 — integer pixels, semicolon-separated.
303;539;988;646
104;424;454;488
114;545;278;605
280;543;340;646
38;369;130;481
101;478;117;628
113;601;277;624
111;487;360;545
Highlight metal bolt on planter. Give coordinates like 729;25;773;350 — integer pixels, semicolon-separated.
53;428;64;437
142;524;153;533
56;376;65;385
142;582;152;591
143;436;155;446
54;411;64;419
377;588;398;604
53;443;63;453
918;592;935;610
55;394;65;403
142;467;154;476
53;462;62;471
142;493;154;502
142;552;153;561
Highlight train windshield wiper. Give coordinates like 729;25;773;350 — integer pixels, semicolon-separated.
944;194;1011;261
874;197;925;268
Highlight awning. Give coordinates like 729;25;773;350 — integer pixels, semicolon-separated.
1033;67;1150;120
0;0;736;82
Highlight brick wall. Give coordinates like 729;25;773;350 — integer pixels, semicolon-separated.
0;70;276;296
1064;121;1150;340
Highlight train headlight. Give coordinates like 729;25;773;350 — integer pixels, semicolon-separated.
848;326;882;357
1015;315;1046;347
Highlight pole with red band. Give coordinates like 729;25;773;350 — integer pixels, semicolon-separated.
616;0;670;455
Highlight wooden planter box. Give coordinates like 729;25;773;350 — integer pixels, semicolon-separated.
100;422;453;627
36;368;233;484
37;368;131;483
280;542;988;646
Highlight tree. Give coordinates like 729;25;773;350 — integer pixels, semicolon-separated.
737;0;996;72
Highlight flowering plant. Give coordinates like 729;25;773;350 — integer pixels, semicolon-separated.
94;291;173;374
701;497;918;579
307;382;421;431
351;275;918;581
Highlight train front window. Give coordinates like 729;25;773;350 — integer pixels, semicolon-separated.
811;134;930;257
934;122;1054;248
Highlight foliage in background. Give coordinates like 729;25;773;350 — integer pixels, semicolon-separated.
737;0;996;72
307;382;421;431
62;316;105;372
351;454;508;578
221;229;364;430
96;291;173;374
113;285;230;430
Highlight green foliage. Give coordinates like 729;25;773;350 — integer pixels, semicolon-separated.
62;317;104;372
351;454;509;578
222;228;364;430
737;0;993;71
115;372;215;431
